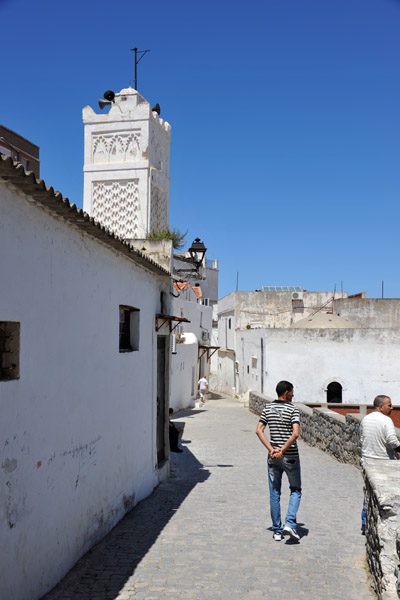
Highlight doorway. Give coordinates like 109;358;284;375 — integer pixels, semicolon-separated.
156;336;167;465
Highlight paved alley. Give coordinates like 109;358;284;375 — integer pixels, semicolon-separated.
43;396;375;600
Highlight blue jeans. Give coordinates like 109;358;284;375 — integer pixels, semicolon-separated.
268;455;302;533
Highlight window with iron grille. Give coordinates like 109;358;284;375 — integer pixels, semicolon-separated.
0;322;20;381
119;306;140;352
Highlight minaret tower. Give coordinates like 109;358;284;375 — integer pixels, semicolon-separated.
82;87;171;241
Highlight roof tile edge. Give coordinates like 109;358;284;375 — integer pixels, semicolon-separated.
0;154;171;277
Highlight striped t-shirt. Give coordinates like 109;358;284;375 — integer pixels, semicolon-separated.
259;400;300;457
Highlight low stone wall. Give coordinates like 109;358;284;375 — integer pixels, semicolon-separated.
363;461;400;599
249;390;400;599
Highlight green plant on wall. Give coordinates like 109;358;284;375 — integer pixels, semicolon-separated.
148;227;187;250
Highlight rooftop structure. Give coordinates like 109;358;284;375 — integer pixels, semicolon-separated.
0;124;40;177
83;87;171;241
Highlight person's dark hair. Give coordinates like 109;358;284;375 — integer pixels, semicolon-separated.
374;395;389;409
169;407;174;415
276;381;294;397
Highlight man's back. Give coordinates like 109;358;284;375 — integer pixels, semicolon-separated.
361;411;398;460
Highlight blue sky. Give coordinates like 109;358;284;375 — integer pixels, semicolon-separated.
1;0;400;299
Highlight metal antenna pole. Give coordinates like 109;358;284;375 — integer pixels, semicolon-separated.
134;48;137;90
130;47;150;90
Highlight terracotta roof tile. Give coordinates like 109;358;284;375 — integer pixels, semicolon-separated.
191;285;202;299
173;281;202;299
174;281;191;293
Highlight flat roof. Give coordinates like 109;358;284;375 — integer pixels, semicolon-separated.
261;286;303;292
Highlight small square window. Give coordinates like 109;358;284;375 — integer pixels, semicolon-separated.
0;322;20;381
119;306;140;352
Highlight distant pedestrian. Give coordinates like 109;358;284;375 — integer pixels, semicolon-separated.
256;381;301;542
360;395;400;533
197;375;208;403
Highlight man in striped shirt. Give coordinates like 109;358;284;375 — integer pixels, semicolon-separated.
256;380;301;542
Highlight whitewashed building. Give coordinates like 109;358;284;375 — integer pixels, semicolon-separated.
0;154;173;600
82;86;216;411
217;289;400;405
83;86;170;240
0;85;218;599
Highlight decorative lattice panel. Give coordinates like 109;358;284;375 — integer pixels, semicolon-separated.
150;187;168;232
93;180;140;239
92;132;141;164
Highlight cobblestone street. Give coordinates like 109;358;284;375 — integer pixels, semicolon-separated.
43;396;375;600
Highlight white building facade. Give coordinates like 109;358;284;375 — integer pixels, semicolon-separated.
0;156;172;600
83;87;217;411
217;290;400;404
83;87;170;239
238;326;400;405
0;83;219;598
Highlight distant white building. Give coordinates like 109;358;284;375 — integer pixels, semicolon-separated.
217;289;400;405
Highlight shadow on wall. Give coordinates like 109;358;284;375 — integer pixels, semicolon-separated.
41;448;210;600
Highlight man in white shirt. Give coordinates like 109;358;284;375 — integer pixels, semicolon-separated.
360;395;400;533
197;376;208;402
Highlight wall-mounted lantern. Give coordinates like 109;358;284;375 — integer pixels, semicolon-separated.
188;238;207;271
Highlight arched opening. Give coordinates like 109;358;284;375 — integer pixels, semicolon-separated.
327;381;342;403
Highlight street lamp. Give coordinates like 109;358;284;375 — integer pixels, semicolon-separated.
188;238;207;271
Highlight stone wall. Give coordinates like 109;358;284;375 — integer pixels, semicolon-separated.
249;391;400;599
334;297;400;329
363;461;400;599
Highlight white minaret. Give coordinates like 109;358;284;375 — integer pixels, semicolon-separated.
82;87;171;240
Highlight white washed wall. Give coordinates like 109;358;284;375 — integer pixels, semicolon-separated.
239;328;400;404
217;351;236;396
170;341;198;411
0;182;170;600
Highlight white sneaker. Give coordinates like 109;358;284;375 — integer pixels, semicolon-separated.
273;531;283;541
283;525;300;541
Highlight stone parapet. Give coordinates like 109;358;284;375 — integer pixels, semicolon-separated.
249;390;400;598
363;460;400;599
248;390;274;416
